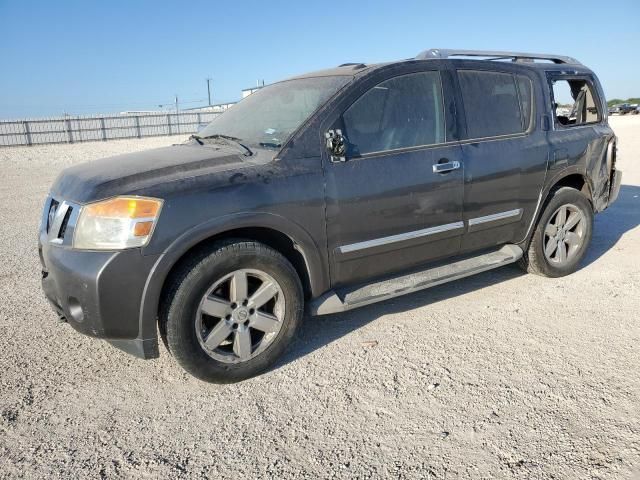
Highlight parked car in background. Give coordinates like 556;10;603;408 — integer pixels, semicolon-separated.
614;103;635;115
39;49;622;382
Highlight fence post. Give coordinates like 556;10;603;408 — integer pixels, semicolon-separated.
135;116;141;138
167;114;172;135
23;121;32;146
100;117;107;141
197;113;201;130
64;116;74;143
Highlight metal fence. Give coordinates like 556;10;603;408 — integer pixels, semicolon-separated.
0;111;221;147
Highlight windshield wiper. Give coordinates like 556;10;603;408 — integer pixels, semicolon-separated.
198;134;253;156
189;134;204;145
259;142;282;149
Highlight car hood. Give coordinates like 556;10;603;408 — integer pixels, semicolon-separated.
50;144;257;203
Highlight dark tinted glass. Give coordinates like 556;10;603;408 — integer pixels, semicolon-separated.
458;71;524;138
516;75;533;130
342;71;445;155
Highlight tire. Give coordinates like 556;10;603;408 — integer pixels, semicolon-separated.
161;240;304;383
519;187;593;278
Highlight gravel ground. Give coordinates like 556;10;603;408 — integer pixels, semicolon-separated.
0;117;639;479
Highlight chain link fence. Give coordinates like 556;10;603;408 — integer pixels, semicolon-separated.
0;111;221;147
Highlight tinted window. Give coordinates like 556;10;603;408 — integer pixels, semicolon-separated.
515;75;533;131
342;71;444;155
459;71;526;138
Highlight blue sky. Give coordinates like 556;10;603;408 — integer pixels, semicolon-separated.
0;0;638;119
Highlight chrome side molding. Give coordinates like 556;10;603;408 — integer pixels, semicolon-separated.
338;208;524;254
466;208;524;233
468;208;523;226
338;221;464;254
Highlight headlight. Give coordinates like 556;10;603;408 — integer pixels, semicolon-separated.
73;196;163;250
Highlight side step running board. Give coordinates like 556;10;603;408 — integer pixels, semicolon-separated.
309;244;523;315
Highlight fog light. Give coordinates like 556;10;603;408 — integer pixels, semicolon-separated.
67;297;84;323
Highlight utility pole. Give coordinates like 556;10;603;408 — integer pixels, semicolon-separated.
175;95;179;134
206;78;213;106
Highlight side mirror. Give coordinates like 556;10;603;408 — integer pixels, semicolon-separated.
325;129;347;162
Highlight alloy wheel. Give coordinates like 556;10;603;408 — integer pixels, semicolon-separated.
543;203;585;265
195;269;285;363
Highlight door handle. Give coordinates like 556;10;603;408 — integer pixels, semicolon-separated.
433;160;461;174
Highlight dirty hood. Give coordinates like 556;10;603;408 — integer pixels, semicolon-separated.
50;144;250;203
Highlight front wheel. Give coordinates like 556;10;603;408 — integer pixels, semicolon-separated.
519;187;593;277
161;240;303;383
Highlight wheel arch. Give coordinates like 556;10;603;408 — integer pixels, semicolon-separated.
137;212;329;341
519;169;592;249
549;172;592;203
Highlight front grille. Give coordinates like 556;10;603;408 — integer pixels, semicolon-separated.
58;206;73;239
44;197;75;244
46;199;59;233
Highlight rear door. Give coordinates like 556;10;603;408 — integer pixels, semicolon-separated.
455;66;549;253
322;65;465;286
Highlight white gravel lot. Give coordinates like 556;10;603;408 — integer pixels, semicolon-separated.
0;117;639;479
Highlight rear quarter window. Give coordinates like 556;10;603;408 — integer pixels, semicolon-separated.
458;70;533;139
549;77;601;127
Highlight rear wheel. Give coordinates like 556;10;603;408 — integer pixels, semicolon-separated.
161;240;303;383
519;187;593;277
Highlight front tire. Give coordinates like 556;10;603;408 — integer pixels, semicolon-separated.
519;187;593;277
161;240;303;383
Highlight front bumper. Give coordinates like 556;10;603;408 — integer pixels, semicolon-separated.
39;233;161;359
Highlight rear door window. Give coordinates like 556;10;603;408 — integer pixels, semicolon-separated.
458;70;532;139
341;71;445;156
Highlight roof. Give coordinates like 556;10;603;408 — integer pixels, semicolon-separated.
277;49;593;86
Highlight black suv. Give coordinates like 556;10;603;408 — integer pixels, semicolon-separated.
40;49;622;382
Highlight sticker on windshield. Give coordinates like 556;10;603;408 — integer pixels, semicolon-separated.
264;128;276;135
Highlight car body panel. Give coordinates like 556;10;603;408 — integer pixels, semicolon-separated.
447;61;550;252
318;62;465;285
38;55;621;360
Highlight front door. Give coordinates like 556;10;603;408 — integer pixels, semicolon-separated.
323;68;465;286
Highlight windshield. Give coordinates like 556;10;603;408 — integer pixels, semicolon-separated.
197;76;351;149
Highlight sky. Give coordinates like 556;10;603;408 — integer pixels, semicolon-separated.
0;0;638;119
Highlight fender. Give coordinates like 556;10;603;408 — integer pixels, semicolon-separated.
517;164;588;247
136;211;329;340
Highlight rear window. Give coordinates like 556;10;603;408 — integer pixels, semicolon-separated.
458;70;533;139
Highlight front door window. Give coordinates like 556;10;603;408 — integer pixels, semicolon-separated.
341;71;445;157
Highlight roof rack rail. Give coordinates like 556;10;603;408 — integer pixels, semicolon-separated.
415;49;581;65
338;62;367;69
